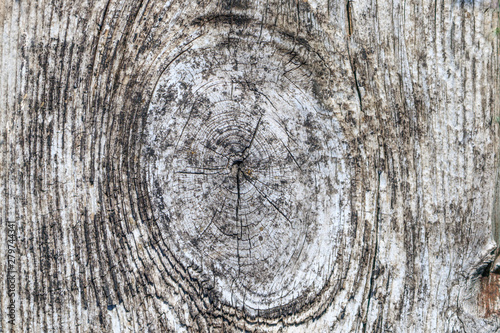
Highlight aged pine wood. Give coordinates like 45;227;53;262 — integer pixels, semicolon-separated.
1;0;500;332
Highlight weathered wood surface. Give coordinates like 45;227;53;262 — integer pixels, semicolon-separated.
1;0;500;332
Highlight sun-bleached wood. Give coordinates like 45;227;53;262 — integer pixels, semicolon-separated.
1;0;499;332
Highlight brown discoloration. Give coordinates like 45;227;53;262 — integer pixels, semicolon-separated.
346;0;354;37
479;274;500;318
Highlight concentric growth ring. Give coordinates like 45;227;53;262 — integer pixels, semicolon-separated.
141;36;349;315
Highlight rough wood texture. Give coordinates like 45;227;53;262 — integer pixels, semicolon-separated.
1;0;500;332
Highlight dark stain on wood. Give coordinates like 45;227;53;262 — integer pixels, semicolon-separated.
479;273;500;318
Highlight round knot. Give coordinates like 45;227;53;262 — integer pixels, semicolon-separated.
141;36;349;315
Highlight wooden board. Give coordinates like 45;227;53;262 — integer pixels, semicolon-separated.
1;0;499;331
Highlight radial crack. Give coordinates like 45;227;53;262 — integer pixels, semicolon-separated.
242;173;293;228
198;200;226;239
242;115;263;161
